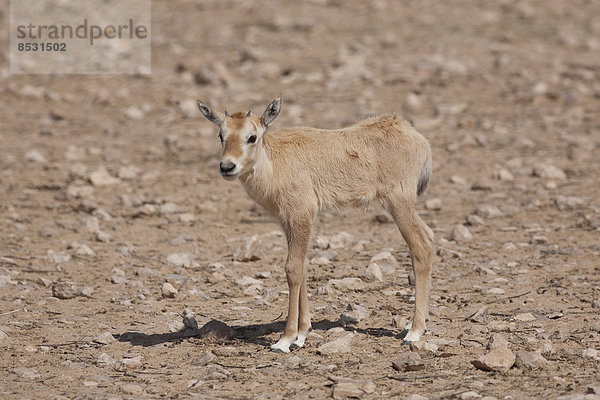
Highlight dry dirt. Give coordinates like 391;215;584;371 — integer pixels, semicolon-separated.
1;1;600;399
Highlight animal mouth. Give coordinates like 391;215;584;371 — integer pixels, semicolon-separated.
220;171;239;180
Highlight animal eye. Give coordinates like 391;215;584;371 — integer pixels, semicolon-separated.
218;132;223;142
247;135;257;144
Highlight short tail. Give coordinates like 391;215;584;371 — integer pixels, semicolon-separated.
417;153;432;196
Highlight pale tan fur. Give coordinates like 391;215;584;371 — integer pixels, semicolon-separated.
197;98;434;353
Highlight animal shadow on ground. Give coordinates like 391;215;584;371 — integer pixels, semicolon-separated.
115;330;197;347
116;319;405;348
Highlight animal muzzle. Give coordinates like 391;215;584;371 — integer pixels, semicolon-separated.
219;161;238;177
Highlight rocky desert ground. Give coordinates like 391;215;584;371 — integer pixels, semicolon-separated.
1;0;599;399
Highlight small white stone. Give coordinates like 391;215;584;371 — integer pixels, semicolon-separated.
90;210;111;224
369;251;398;275
80;216;99;234
317;332;354;355
178;213;195;223
339;303;370;327
476;205;504;218
168;319;186;333
76;244;96;256
405;92;423;113
472;348;516;372
459;391;483;400
466;215;485;226
328;232;358;249
332;381;375;399
243;283;263;296
316;283;334;295
117;165;141;180
329;278;365;291
116;356;142;372
134;204;158;216
515;351;550;370
233;235;263;262
425;198;442;210
532;81;548;96
236;276;262;286
161;282;178;298
488;333;510;350
310;255;332;266
166;252;194;268
514;312;536;322
315;235;330;249
94;230;111;243
582;348;599;360
89;167;120;186
487;287;505;295
52;282;78;299
450;175;467;185
410;341;439;354
404;395;429;400
120;383;143;395
493;168;514;182
68;163;88;179
181;308;198;330
78;286;94;298
160;202;181;214
24;344;37;353
47;249;72;264
363;262;383;282
451;224;472;244
25;149;47;163
284;354;302;368
166;274;187;290
392;315;409;329
555;196;585;211
502;242;517;251
94;332;116;345
124;106;144;120
392;352;425;372
532;164;566;180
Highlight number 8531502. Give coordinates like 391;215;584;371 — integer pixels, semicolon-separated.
17;42;67;51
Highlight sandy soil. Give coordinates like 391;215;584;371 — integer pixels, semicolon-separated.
1;0;599;399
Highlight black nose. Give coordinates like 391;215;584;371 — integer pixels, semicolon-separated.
219;161;236;174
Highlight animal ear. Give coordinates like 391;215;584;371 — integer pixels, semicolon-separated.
261;96;281;127
197;100;224;126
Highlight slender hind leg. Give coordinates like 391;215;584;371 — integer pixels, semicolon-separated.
291;272;311;349
271;216;312;353
385;197;433;342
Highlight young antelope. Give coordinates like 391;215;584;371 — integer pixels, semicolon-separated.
197;97;434;353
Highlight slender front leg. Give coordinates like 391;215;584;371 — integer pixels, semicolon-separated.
271;216;312;353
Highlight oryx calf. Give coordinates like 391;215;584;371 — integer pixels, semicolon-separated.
197;97;433;353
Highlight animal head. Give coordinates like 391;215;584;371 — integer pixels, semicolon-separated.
197;97;281;180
